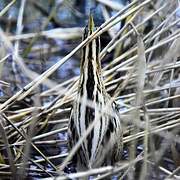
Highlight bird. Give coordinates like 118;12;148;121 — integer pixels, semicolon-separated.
68;14;123;171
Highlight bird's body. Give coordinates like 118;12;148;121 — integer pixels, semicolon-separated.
68;15;123;171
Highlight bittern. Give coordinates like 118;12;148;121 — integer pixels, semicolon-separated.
68;14;123;171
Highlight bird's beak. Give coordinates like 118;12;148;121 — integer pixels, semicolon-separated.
88;14;95;33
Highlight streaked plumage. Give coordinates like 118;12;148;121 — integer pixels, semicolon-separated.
68;15;123;170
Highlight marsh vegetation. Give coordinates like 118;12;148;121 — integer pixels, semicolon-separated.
0;0;179;179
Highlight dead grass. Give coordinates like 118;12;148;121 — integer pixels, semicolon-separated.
0;0;179;179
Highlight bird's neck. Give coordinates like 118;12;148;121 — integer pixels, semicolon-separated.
79;38;103;100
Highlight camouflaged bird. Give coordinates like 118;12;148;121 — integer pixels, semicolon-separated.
68;14;123;171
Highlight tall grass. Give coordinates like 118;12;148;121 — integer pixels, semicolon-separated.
0;0;179;179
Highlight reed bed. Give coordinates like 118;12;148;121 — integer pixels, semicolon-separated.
0;0;179;179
